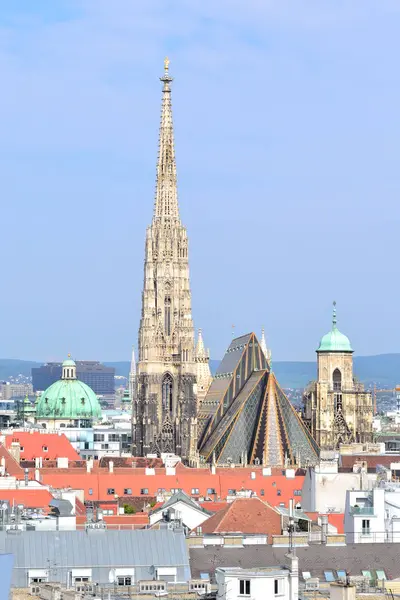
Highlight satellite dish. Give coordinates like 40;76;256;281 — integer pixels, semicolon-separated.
109;569;116;583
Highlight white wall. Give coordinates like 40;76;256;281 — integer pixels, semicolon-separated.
216;561;298;600
344;487;400;543
302;465;376;513
216;572;289;600
149;501;210;530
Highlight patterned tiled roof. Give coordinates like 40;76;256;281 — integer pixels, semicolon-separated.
199;497;281;539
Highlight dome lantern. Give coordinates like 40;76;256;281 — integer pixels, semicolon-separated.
62;355;77;380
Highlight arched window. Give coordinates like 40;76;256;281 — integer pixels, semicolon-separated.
333;368;342;391
164;296;171;336
162;374;173;413
333;369;343;413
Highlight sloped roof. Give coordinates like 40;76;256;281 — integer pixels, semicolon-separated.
0;488;53;509
199;497;281;537
5;432;80;461
190;544;400;581
199;333;319;467
154;491;212;515
198;333;268;446
1;529;189;572
0;445;25;478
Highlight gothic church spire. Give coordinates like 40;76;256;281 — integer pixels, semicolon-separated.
153;57;180;222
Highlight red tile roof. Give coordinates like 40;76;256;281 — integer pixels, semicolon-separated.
199;501;229;513
76;513;149;527
304;512;345;534
0;488;53;509
5;432;80;461
0;444;25;478
199;497;281;539
326;513;344;534
39;464;304;505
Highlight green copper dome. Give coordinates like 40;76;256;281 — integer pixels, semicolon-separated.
317;302;353;353
36;357;102;420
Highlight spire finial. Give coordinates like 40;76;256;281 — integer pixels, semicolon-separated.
160;57;173;90
154;59;177;221
332;301;337;329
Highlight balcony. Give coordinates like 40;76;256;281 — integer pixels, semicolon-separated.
349;506;374;515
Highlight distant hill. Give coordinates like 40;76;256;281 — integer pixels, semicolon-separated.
2;354;400;390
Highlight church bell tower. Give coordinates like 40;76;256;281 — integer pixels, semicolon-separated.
302;302;373;449
133;59;199;463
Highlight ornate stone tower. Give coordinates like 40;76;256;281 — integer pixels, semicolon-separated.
302;302;373;449
133;58;198;462
195;329;213;407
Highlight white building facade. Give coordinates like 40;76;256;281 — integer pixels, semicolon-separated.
302;458;376;513
344;475;400;543
216;555;298;600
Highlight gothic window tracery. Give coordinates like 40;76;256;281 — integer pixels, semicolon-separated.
333;368;343;413
333;368;342;391
162;373;173;413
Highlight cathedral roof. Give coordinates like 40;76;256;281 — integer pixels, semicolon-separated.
198;333;319;467
36;356;102;420
317;302;353;353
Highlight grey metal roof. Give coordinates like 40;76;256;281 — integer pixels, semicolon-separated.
156;491;212;515
0;529;189;570
189;545;400;581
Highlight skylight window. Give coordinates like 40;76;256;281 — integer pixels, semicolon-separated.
376;570;387;581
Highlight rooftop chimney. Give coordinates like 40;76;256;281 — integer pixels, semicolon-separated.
321;515;328;544
330;581;356;600
109;461;114;474
9;441;21;463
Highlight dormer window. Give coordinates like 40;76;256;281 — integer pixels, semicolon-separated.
45;398;49;404
42;446;48;452
61;398;66;405
81;398;85;405
20;447;24;452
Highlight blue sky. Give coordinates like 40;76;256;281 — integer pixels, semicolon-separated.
0;1;399;362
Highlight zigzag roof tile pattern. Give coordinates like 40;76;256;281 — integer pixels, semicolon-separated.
198;333;319;467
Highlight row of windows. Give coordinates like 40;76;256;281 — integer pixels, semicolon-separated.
94;434;130;442
19;446;48;453
239;578;283;596
101;487;302;497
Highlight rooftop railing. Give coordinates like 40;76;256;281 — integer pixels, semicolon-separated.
349;506;374;515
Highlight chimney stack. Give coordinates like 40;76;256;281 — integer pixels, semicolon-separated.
109;460;114;474
321;515;328;544
9;441;21;463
